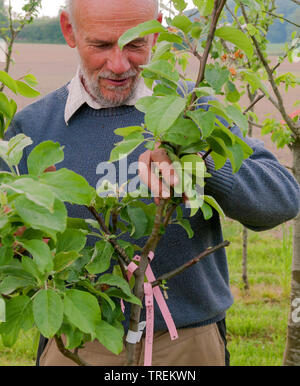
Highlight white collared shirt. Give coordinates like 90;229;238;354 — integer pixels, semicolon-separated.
64;67;153;125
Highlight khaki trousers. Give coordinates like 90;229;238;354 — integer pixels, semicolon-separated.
39;323;225;366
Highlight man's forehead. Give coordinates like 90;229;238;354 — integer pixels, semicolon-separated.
73;0;157;20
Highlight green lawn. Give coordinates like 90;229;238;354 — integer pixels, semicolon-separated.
0;219;294;366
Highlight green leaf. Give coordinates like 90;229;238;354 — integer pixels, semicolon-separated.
95;320;123;355
0;246;13;266
53;251;80;272
142;60;180;85
186;110;216;138
225;81;240;103
18;239;54;274
16;80;40;98
157;32;183;44
0;276;34;296
0;296;33;347
171;15;192;34
7;134;33;167
200;201;213;220
27;141;64;177
56;229;86;253
145;95;186;136
39;168;96;206
210;151;227;170
226;142;245;173
180;154;206;186
205;65;230;93
104;287;142;307
114;126;144;137
109;132;144;162
59;323;84;350
22;256;44;283
33;289;63;338
225;105;249;135
204;195;225;220
118;20;166;49
239;69;269;97
63;289;101;335
15;196;67;235
163;117;200;146
3;178;56;211
97;274;132;297
176;218;194;238
0;92;13;118
0;71;18;94
215;26;254;59
172;0;187;11
86;241;114;275
0;296;5;322
193;0;214;16
127;206;148;239
135;96;158;113
0;265;37;284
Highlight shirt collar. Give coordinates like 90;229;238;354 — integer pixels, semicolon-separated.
64;67;153;124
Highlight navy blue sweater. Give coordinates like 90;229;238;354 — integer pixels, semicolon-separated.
2;84;300;330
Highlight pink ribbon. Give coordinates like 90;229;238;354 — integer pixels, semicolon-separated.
124;252;178;366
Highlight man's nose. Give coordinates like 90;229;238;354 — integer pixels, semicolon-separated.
107;46;131;74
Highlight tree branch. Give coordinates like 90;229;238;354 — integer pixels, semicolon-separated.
125;199;169;365
261;10;300;28
240;4;300;138
151;241;230;288
87;206;132;266
191;0;227;105
54;335;92;366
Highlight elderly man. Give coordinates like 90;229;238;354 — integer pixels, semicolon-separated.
2;0;300;367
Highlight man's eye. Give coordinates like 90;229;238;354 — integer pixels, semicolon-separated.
127;42;145;49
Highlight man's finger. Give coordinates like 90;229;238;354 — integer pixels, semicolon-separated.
139;151;172;199
150;148;178;187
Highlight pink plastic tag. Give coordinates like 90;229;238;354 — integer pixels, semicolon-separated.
144;282;154;366
124;252;178;366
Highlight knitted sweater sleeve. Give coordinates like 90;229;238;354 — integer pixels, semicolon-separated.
204;125;300;231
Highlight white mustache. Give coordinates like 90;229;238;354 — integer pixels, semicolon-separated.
98;70;138;80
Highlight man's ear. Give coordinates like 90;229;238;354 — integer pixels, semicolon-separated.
60;11;76;48
153;12;163;46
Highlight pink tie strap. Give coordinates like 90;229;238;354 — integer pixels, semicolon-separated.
144;282;154;366
124;252;178;366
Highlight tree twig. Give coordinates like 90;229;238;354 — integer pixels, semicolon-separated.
54;335;92;366
151;240;230;287
243;94;265;114
240;4;300;138
261;10;300;28
87;206;132;266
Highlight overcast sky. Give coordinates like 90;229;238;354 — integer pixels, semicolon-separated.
8;0;197;17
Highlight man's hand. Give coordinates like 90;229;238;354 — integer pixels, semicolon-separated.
138;145;179;205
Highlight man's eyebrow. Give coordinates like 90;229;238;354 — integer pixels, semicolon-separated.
86;37;147;45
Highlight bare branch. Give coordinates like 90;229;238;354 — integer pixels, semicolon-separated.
243;94;265;114
151;241;230;288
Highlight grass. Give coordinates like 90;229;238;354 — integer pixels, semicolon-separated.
223;218;293;366
0;219;294;366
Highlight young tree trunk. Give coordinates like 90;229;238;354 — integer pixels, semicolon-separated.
283;137;300;366
242;226;249;290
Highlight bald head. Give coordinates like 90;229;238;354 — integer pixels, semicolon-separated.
65;0;159;27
